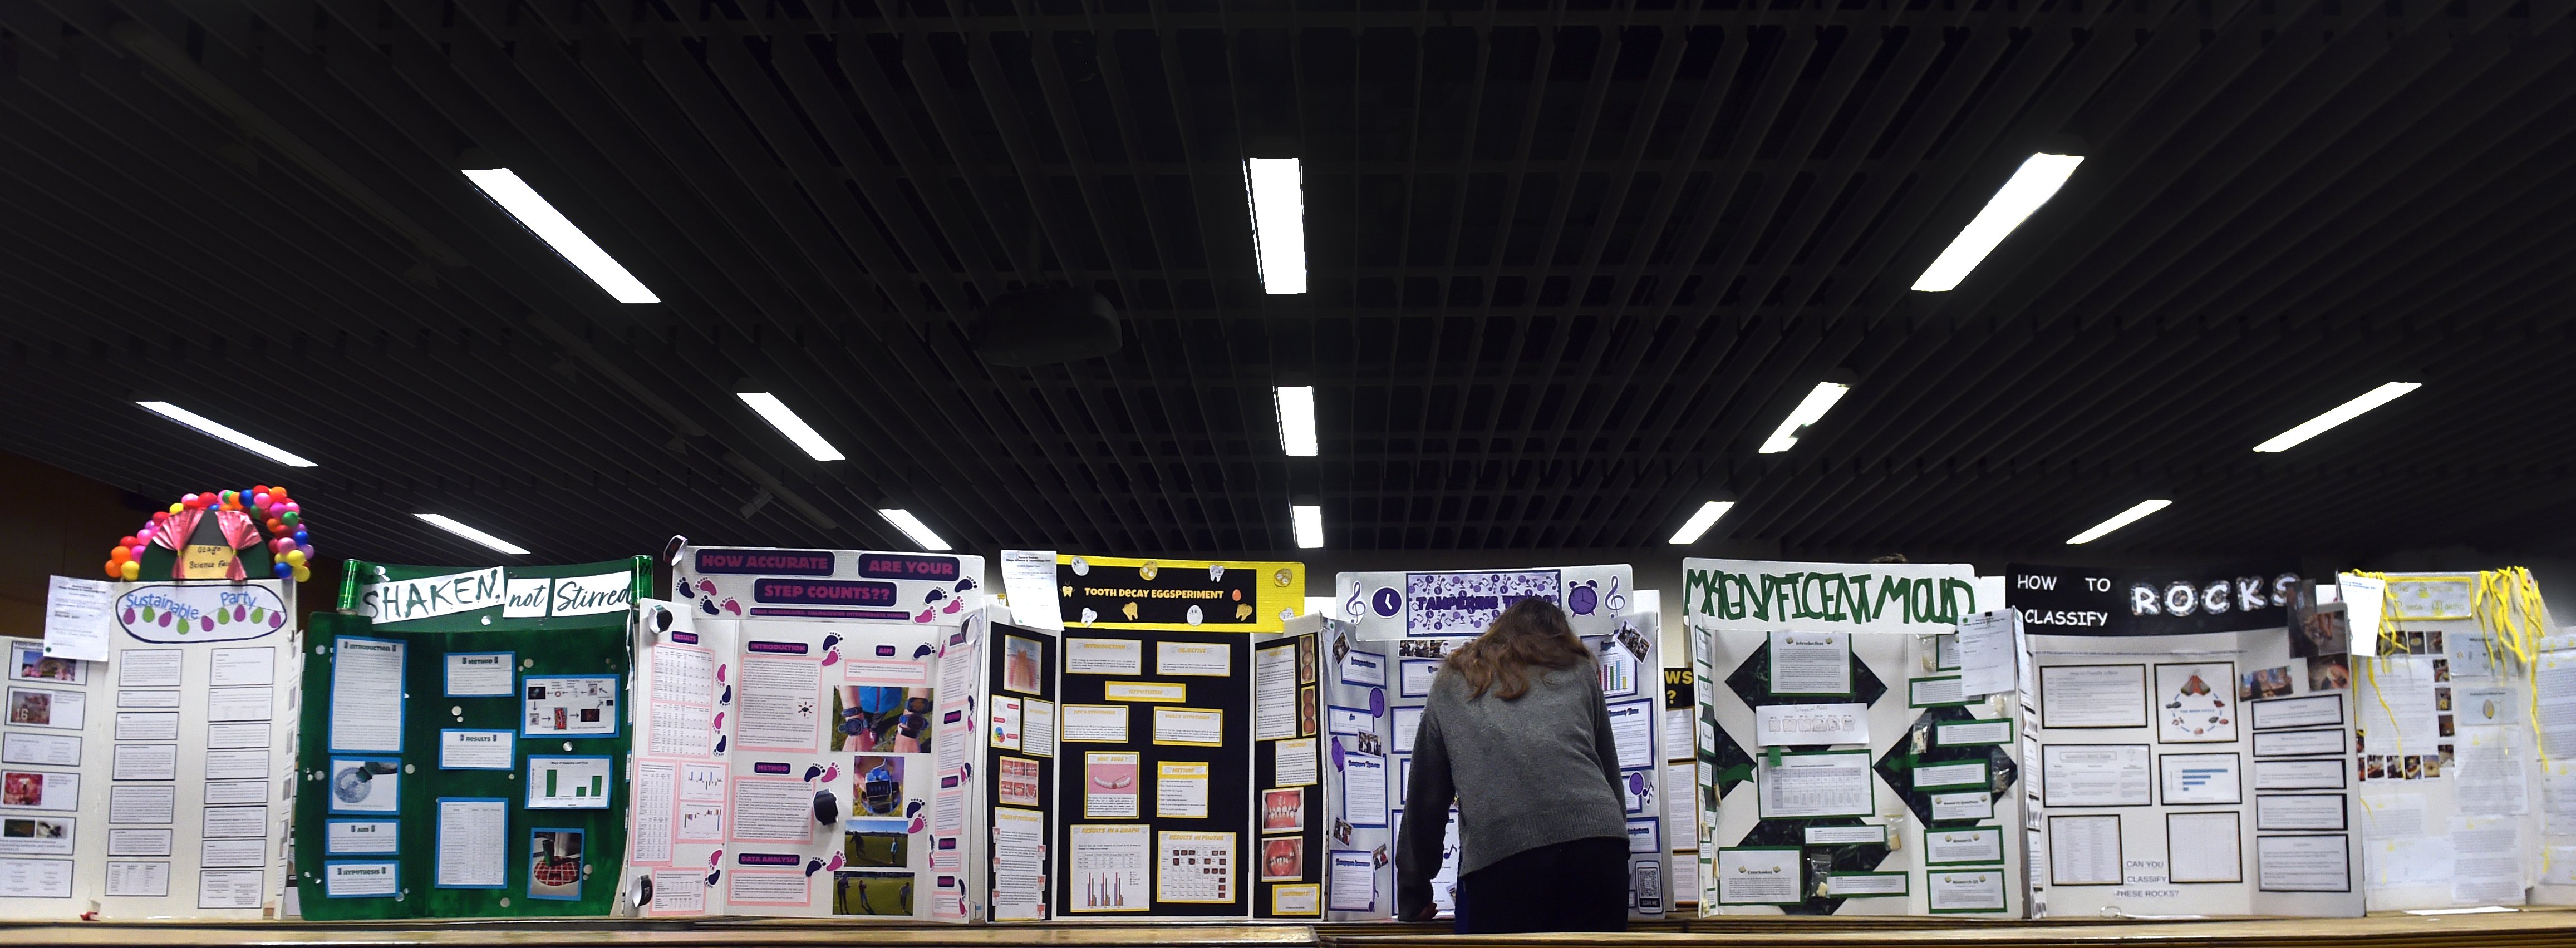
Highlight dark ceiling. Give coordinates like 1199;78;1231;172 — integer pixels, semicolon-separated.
2;0;2573;567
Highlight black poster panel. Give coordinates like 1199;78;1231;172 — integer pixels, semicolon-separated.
986;624;1055;920
2007;562;2305;637
1053;630;1253;917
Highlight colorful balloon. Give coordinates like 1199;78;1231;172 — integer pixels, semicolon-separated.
273;562;294;579
292;565;312;583
110;547;130;564
120;561;139;581
285;550;307;566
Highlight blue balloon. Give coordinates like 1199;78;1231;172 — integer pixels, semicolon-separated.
272;562;294;579
294;530;309;544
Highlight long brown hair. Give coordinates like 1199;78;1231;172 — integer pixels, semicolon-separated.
1446;598;1593;700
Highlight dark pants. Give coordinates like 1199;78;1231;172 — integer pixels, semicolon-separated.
1453;836;1630;934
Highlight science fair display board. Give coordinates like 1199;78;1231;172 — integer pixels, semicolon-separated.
2;580;302;918
976;618;1325;922
1321;565;1668;922
2007;562;2362;918
293;559;647;919
618;545;988;921
2344;570;2570;910
1684;559;2024;918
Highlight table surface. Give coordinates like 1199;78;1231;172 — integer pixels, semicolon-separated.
0;910;2567;947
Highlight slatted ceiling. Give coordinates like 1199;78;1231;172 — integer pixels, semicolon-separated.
1;3;2573;569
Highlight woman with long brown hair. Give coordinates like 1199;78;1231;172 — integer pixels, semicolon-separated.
1395;597;1629;932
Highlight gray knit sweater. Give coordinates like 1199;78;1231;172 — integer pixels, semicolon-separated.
1395;661;1628;920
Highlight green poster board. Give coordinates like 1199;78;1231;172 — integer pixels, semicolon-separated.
292;558;646;919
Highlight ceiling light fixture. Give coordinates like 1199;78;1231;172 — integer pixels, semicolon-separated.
461;167;660;304
735;392;846;461
1756;382;1852;454
1911;153;2085;292
134;401;317;467
877;508;952;551
2251;383;2422;452
2065;500;2171;545
1275;386;1318;457
1243;158;1307;295
1291;504;1324;549
416;514;530;555
1668;501;1736;545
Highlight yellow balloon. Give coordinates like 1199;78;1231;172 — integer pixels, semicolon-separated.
285;550;307;566
168;503;184;515
292;565;312;583
120;560;140;581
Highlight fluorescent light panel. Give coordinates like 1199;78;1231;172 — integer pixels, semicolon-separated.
134;401;317;467
1668;501;1736;545
735;392;846;461
2251;382;2421;452
1275;386;1318;457
1244;158;1307;295
1757;382;1851;453
2066;500;2171;545
416;514;530;555
461;167;660;304
1912;153;2085;292
877;508;952;551
1291;505;1324;549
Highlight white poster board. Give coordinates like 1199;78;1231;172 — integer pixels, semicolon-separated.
1684;559;2023;918
0;579;301;919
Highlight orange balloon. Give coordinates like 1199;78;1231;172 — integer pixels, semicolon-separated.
110;547;130;564
104;561;120;579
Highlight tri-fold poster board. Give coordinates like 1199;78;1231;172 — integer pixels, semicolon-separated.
2005;562;2362;917
0;579;301;919
293;559;650;919
1683;559;2026;917
1322;564;1669;922
618;545;989;920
